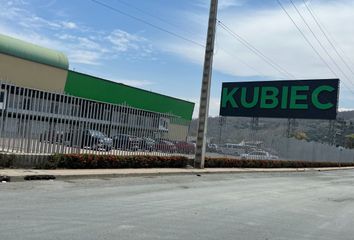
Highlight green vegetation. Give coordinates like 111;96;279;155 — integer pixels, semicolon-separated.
47;154;190;169
293;131;308;141
346;134;354;149
40;154;354;169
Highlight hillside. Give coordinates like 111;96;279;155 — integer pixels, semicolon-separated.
189;111;354;147
338;111;354;120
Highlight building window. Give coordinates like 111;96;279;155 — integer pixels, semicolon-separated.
159;117;169;131
0;91;6;110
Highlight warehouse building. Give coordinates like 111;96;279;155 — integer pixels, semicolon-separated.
0;34;194;153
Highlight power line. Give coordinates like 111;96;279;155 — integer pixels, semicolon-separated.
217;20;296;79
276;0;354;94
302;0;354;78
218;48;268;77
121;0;280;79
92;0;269;81
213;23;268;77
90;0;205;48
114;0;169;23
289;0;354;88
276;0;338;76
215;26;270;76
113;0;198;37
333;40;354;76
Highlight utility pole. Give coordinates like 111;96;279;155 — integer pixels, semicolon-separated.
194;0;218;169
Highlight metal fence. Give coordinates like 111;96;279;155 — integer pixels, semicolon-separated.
0;81;195;157
196;116;354;162
2;80;352;163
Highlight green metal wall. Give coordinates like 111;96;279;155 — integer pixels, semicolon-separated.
65;71;194;121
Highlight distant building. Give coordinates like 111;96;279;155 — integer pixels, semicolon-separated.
0;34;194;141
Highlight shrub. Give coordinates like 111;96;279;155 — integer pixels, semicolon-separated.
51;154;191;169
0;154;14;168
43;154;354;169
204;158;354;168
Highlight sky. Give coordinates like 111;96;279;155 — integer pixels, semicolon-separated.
1;0;354;117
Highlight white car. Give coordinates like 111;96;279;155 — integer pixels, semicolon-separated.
240;151;279;160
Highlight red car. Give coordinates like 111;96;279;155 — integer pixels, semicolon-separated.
154;140;177;153
174;141;196;154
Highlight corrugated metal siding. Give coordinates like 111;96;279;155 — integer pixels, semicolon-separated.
64;71;194;121
0;34;68;70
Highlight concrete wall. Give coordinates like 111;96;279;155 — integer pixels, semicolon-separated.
262;137;354;162
0;53;68;93
166;123;189;141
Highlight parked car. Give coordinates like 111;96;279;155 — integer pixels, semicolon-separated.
81;130;112;151
218;143;244;156
112;134;141;151
207;143;218;153
240;151;278;160
39;130;72;146
140;137;156;152
174;141;196;154
154;139;177;153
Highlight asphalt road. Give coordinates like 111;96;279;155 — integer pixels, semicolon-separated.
1;171;354;240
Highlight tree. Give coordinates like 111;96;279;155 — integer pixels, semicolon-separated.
294;131;308;141
345;134;354;149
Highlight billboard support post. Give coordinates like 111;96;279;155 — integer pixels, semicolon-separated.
218;116;226;145
286;118;297;138
194;0;218;169
250;117;259;141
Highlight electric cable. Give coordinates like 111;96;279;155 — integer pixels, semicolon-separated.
90;0;205;48
217;20;296;79
113;0;198;37
276;0;337;77
276;0;354;94
302;0;354;77
289;0;354;88
92;0;269;78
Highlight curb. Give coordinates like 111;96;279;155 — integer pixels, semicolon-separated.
3;167;354;182
4;167;354;182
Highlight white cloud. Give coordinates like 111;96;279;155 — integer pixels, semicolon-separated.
0;2;72;31
106;30;155;60
107;30;145;52
0;0;156;66
182;96;220;118
166;0;354;111
68;50;103;65
56;34;105;51
339;108;354;112
27;33;108;65
219;0;246;9
196;0;246;10
61;21;77;29
169;0;354;79
1;4;63;34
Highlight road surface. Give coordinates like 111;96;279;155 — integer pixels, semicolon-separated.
1;170;354;240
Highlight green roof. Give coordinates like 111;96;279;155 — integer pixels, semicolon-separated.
65;71;195;121
0;34;68;70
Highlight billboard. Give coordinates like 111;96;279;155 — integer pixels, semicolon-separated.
219;79;339;120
